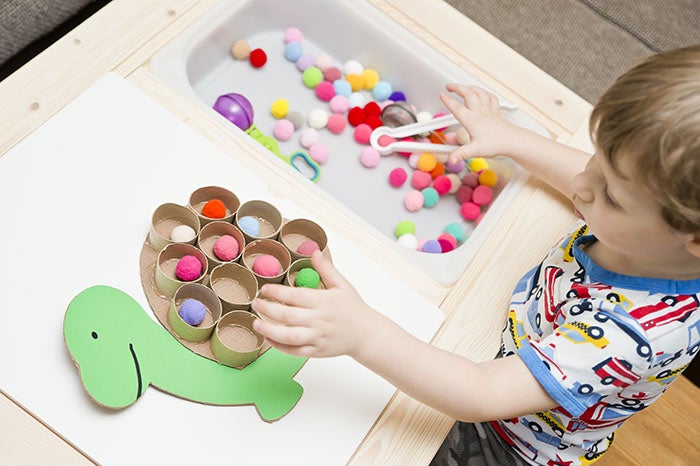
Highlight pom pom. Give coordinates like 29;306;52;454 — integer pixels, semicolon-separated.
389;167;407;187
388;91;406;101
404;190;424;212
353;124;372;144
326;114;346;134
429;162;445;179
394;220;416;238
478;168;498;187
344;59;364;76
446;174;462;193
297;240;320;255
345;74;363;92
421;240;442;254
363;101;381;117
411;170;432;190
444;222;465;242
253;254;282;277
249;48;267;68
202;199;227;219
300;128;320;148
432;175;452;195
462;172;480;188
307;108;329;129
359;146;380;167
361;68;380;89
315;52;334;71
315;81;335;101
456;185;474;204
364;115;383;130
238;216;260;237
295;267;321;288
460;202;481;221
468;157;489;172
445;159;465;174
438;237;455;253
422;187;439;208
270;98;289;119
302;66;323;88
273;119;295;141
213;234;240;261
372;81;393;102
179;298;206;326
324;67;342;83
287;111;304;130
437;233;457;249
347;107;366;127
176;255;202;281
472;185;494;206
348;92;366;108
295;54;315;71
231;40;250;60
171;224;195;242
309;143;330;164
284;27;303;44
416;153;437;172
283;42;303;62
329;95;350;114
397;233;418;250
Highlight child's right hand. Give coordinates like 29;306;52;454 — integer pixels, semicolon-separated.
440;84;520;165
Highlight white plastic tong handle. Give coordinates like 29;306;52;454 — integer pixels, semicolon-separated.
369;113;461;159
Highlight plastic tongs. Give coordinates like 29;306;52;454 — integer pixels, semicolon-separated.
369;113;461;162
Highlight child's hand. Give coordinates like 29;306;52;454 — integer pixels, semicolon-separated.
440;84;519;164
252;250;379;359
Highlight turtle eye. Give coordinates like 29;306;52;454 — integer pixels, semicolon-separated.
91;331;98;340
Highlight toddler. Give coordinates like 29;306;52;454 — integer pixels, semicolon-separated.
252;45;700;465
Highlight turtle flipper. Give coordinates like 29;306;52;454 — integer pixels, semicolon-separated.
247;349;307;422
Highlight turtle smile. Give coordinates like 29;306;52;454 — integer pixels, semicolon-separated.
129;343;143;399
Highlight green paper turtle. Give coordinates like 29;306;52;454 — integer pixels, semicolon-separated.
64;285;306;422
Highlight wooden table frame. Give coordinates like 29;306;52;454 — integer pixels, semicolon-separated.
0;0;593;464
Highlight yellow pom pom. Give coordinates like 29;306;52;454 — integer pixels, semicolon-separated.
478;168;498;187
345;74;364;92
468;157;489;172
270;98;289;119
361;68;380;90
417;153;438;172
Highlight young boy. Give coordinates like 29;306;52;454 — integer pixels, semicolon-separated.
251;45;700;465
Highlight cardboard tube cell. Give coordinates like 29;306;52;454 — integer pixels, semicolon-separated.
279;218;328;261
149;203;201;252
209;262;259;312
155;243;208;298
235;200;282;242
211;310;265;367
168;283;222;342
242;239;291;286
197;220;246;269
285;258;324;289
189;186;240;226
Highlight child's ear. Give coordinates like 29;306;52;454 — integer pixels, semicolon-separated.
685;233;700;258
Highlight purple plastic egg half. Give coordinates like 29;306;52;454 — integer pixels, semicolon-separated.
213;93;254;130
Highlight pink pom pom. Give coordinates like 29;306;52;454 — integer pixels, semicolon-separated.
273;119;295;141
456;185;473;204
438;238;455;253
329;95;350;114
284;27;303;44
299;128;319;148
411;170;432;190
354;124;372;144
297;240;320;256
309;143;330;164
252;254;282;277
460;202;481;221
389;167;407;187
472;185;494;206
432;175;452;195
404;190;424;212
326;114;346;134
323;67;342;82
360;146;380;168
175;255;202;281
213;235;240;261
437;233;457;249
462;172;480;188
315;81;335;101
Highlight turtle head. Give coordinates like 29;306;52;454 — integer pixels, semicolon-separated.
64;285;151;408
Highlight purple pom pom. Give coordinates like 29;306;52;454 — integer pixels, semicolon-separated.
179;298;206;326
421;239;442;254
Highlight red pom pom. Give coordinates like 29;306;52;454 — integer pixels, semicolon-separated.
363;101;381;117
438;238;455;253
202;198;227;218
249;48;267;68
347;107;366;127
364;115;383;130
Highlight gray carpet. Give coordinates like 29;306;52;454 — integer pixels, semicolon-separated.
444;0;700;103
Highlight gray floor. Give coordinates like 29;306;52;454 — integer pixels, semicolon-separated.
444;0;700;103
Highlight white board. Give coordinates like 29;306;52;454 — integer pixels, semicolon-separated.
0;73;443;465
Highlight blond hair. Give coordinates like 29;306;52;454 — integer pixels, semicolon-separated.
590;45;700;233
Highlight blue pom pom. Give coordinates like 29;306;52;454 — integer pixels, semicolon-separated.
238;215;260;237
332;79;352;97
388;91;406;102
284;42;303;62
422;239;442;254
372;80;392;102
179;298;206;326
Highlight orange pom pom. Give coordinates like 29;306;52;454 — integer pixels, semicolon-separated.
428;130;446;144
478;168;498;187
416;153;438;172
429;162;445;179
202;198;227;219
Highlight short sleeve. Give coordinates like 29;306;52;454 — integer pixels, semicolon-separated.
516;298;652;417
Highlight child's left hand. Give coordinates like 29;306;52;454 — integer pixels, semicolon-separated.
252;250;380;359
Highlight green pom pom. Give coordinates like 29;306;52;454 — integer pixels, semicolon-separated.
444;222;464;242
393;220;416;238
295;267;320;288
422;187;439;208
302;66;323;88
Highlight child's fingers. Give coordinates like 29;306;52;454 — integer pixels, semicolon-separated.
252;317;315;348
263;337;316;358
257;283;318;308
440;92;470;120
252;296;313;326
310;250;348;289
448;145;473;165
488;92;500;113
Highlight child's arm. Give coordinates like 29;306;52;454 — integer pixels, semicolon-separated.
252;251;557;422
440;84;591;201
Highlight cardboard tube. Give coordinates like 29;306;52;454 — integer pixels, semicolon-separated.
168;283;222;342
189;186;240;226
197;221;246;269
209;262;258;312
155;243;208;298
280;218;328;261
285;258;325;289
242;239;291;286
211;311;264;367
235;200;282;242
149;203;201;252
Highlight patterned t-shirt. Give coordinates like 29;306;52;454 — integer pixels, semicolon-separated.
495;224;700;465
